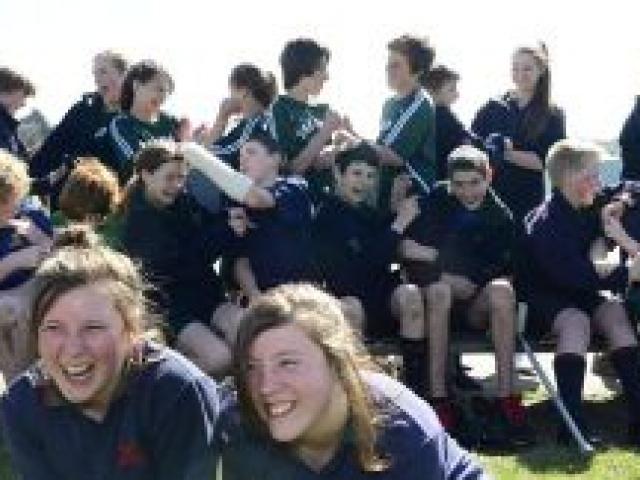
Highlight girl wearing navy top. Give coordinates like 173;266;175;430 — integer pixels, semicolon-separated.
472;41;565;222
220;283;489;479
1;227;222;480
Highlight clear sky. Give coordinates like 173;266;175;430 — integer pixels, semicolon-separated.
2;0;639;141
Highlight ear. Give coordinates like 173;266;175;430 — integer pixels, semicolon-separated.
485;166;494;184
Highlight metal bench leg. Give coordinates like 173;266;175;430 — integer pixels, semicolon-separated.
517;303;594;455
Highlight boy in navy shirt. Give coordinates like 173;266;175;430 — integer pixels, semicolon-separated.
403;145;530;445
0;68;36;159
183;130;316;295
313;142;426;394
523;139;640;446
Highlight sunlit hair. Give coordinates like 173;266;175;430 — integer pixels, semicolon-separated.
30;226;150;357
59;158;121;222
234;283;389;472
0;67;35;96
546;139;602;189
513;41;554;142
93;50;128;74
0;149;30;204
447;145;491;179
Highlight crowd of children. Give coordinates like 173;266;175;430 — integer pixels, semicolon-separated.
0;32;640;478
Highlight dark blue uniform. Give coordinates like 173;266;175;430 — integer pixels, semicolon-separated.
238;176;315;290
30;93;115;195
122;187;234;337
434;105;478;181
619;96;640;181
0;204;52;291
220;372;489;480
472;93;565;221
406;183;515;288
313;195;402;337
521;190;626;334
1;342;221;480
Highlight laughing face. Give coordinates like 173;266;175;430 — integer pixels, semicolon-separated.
246;324;342;446
140;160;188;207
37;282;134;419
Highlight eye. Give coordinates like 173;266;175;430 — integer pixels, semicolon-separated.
39;322;60;332
85;323;107;332
278;358;300;369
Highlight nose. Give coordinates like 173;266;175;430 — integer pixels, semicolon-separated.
61;331;87;358
257;364;281;396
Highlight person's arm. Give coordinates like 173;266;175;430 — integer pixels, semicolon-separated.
289;110;342;174
194;97;244;146
399;238;438;262
181;142;275;209
504;147;544;171
0;246;47;282
233;257;260;301
108;115;137;170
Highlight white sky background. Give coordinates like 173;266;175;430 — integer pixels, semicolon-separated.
2;0;639;141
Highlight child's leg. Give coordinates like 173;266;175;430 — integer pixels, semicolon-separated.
175;322;232;378
552;309;591;430
390;283;426;395
422;281;453;398
593;300;640;441
467;279;516;397
211;301;245;347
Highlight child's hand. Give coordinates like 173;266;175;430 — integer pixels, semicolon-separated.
321;110;343;136
176;117;193;142
217;97;244;121
392;196;420;232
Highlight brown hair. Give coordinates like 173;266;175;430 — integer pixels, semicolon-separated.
59;158;120;222
546;139;602;189
30;225;150;356
0;67;35;96
387;35;435;88
0;149;31;203
234;283;388;472
424;64;459;94
119;60;174;112
514;41;553;142
229;64;277;108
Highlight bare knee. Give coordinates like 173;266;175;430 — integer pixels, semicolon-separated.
485;281;515;313
423;281;452;314
393;284;425;339
176;323;232;377
595;301;638;350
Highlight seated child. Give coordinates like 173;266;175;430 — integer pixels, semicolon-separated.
312;142;426;394
121;139;242;377
403;145;530;446
183;131;316;295
523;139;640;446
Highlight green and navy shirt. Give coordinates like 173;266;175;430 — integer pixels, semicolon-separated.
108;112;179;184
210;113;272;168
376;89;436;209
269;95;332;201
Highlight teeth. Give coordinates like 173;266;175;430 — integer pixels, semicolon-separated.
63;364;92;377
268;402;293;418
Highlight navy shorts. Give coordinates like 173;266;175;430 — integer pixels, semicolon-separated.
525;290;607;338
